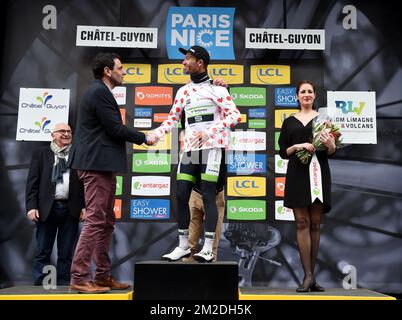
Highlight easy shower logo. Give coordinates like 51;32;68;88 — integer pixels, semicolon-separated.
166;7;235;60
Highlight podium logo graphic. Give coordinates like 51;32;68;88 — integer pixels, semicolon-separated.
275;87;298;107
275;177;286;197
112;86;126;105
275;109;298;128
135;86;173;105
208;65;243;84
114;199;122;219
227;153;266;175
335;100;365;115
248;119;266;129
134;108;152;117
230;131;266;151
227;177;266;197
134;132;171;151
115;176;122;196
250;65;290;85
154;113;169;122
131;176;170;196
248;109;266;118
166;7;235;60
123;64;151;83
275;200;294;221
131;199;170;220
230;87;266;106
275;155;288;174
132;153;171;173
37;92;53;107
157;64;190;84
227;200;266;220
35;117;51;132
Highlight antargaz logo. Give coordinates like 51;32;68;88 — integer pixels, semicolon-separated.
34;117;51;132
227;200;266;220
166;7;235;60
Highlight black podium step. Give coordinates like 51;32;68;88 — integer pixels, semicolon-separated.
134;261;238;300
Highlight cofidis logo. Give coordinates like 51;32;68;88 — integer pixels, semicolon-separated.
208;65;243;84
275;177;286;197
166;7;235;60
227;153;266;175
123;64;151;83
229;87;266;106
250;65;290;85
114;199;122;219
227;200;266;220
158;64;190;84
135;86;173;105
131;199;170;220
227;177;266;197
131;176;170;196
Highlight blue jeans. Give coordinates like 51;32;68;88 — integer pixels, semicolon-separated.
33;202;79;286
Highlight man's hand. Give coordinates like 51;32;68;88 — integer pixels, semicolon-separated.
27;209;39;222
212;77;228;88
145;132;159;146
190;131;209;149
79;208;86;222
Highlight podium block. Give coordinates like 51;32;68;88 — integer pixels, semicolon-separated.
134;261;238;300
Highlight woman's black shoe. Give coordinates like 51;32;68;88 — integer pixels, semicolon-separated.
310;280;325;292
296;279;313;293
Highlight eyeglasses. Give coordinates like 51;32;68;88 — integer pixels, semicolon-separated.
53;129;72;135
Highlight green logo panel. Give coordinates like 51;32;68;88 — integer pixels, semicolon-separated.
248;119;266;129
227;200;266;220
229;87;266;106
132;152;171;173
116;176;122;196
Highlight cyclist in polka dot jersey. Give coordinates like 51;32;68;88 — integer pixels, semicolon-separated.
151;46;240;262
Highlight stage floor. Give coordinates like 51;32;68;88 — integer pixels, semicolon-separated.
0;286;396;300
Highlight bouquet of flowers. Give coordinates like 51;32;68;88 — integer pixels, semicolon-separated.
296;118;343;165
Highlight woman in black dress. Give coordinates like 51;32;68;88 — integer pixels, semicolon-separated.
279;80;336;292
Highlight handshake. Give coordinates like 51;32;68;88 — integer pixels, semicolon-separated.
145;131;159;146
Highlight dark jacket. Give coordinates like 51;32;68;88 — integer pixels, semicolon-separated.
68;80;146;172
25;146;85;222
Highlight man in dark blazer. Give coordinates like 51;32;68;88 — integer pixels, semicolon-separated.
68;52;157;294
26;122;85;286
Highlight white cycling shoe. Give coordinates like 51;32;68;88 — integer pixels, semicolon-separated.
162;246;191;261
193;249;214;262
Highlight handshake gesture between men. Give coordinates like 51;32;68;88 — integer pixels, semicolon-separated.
145;131;159;146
